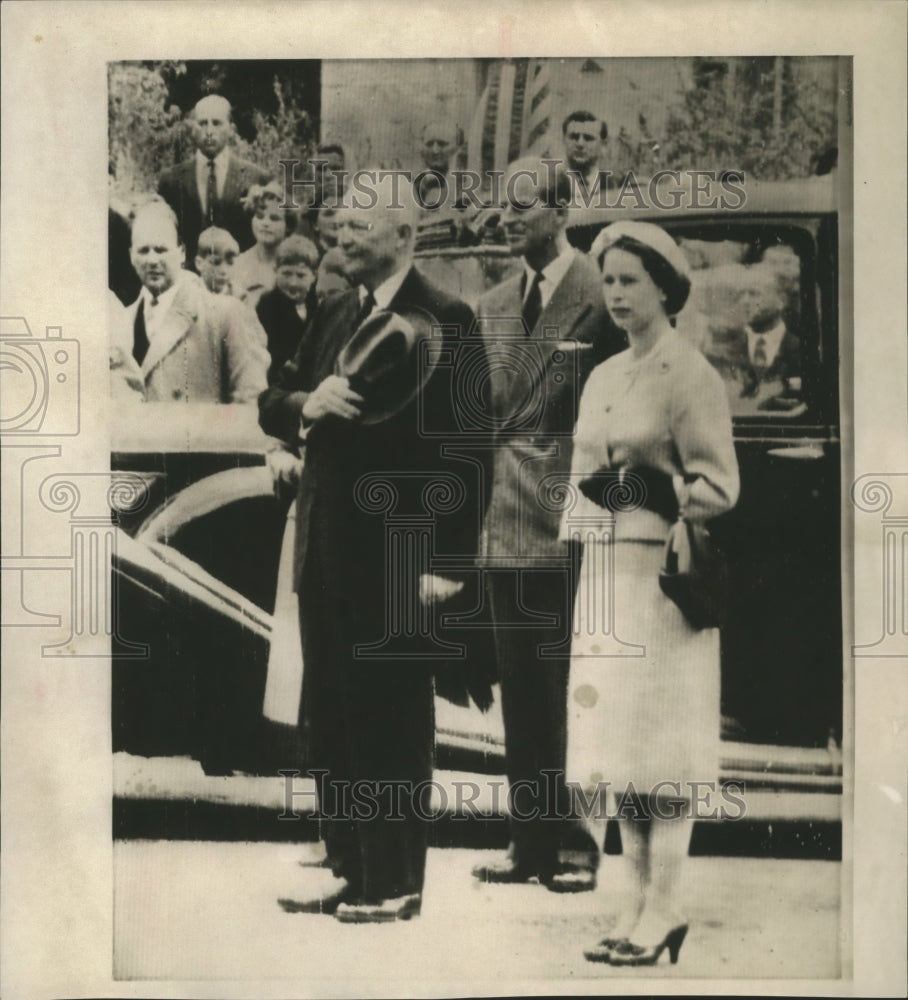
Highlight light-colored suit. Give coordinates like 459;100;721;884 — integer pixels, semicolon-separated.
121;272;269;404
569;327;740;541
474;250;624;876
477;251;624;565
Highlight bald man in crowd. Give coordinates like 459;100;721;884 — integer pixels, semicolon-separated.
157;94;270;265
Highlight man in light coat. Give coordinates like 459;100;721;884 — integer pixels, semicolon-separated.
120;202;268;404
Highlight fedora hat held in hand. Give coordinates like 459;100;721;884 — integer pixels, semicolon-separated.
335;307;441;425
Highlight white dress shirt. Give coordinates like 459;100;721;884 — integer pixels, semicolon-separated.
521;247;575;310
367;264;411;313
140;280;180;342
746;319;786;367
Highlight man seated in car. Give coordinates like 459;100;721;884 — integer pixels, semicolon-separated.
734;263;801;405
704;263;802;412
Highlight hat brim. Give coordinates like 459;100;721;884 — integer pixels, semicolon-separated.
335;306;441;425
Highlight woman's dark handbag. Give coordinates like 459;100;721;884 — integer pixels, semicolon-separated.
658;517;728;629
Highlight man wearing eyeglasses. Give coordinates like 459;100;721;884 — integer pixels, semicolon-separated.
470;158;625;893
259;176;489;924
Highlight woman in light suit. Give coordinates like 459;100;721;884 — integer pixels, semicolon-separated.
564;221;739;966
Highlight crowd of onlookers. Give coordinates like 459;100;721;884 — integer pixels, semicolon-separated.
107;96;513;406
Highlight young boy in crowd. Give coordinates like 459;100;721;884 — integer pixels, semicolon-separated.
195;226;240;296
255;234;320;382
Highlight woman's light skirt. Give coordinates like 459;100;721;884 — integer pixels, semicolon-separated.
567;540;720;801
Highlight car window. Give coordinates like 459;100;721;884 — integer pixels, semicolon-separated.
672;232;809;419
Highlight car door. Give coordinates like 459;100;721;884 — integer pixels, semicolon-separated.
661;213;842;749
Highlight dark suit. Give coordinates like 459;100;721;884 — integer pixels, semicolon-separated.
477;251;625;875
259;266;487;902
255;286;317;384
709;324;801;401
157;152;270;265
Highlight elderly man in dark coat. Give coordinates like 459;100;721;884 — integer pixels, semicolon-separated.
259;177;489;923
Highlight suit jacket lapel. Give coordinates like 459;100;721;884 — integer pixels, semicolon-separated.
140;280;197;378
316;289;362;376
537;255;593;340
387;266;427;311
222;153;240;203
180;159;201;208
223;153;255;204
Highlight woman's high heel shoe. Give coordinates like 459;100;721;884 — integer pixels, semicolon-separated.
605;923;688;967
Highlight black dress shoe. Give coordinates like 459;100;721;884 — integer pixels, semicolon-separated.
471;856;541;884
277;879;356;915
334;893;422;923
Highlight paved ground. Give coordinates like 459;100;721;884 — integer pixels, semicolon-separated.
113;841;841;987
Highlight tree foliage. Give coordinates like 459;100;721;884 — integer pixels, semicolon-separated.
108;61;317;204
658;58;838;180
108;62;185;199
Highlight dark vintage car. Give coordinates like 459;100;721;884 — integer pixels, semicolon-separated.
112;176;844;808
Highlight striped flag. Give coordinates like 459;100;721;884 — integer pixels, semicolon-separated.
522;58;553;157
466;59;530;176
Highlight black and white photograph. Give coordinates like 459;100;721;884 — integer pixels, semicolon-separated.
1;3;906;997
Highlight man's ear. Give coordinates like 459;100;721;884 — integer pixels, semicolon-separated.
194;255;204;272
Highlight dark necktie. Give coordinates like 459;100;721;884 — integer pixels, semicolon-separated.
753;335;767;368
522;269;544;334
206;158;217;224
133;298;149;365
355;289;376;329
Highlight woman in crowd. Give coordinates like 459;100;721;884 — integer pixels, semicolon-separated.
233;181;308;307
565;221;739;967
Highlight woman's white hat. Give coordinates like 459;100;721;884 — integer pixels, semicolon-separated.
590;220;691;281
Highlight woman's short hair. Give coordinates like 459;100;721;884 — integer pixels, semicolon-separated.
592;222;691;316
244;181;299;234
275;234;320;269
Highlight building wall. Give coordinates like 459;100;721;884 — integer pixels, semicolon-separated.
321;57;690;174
321;59;481;171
